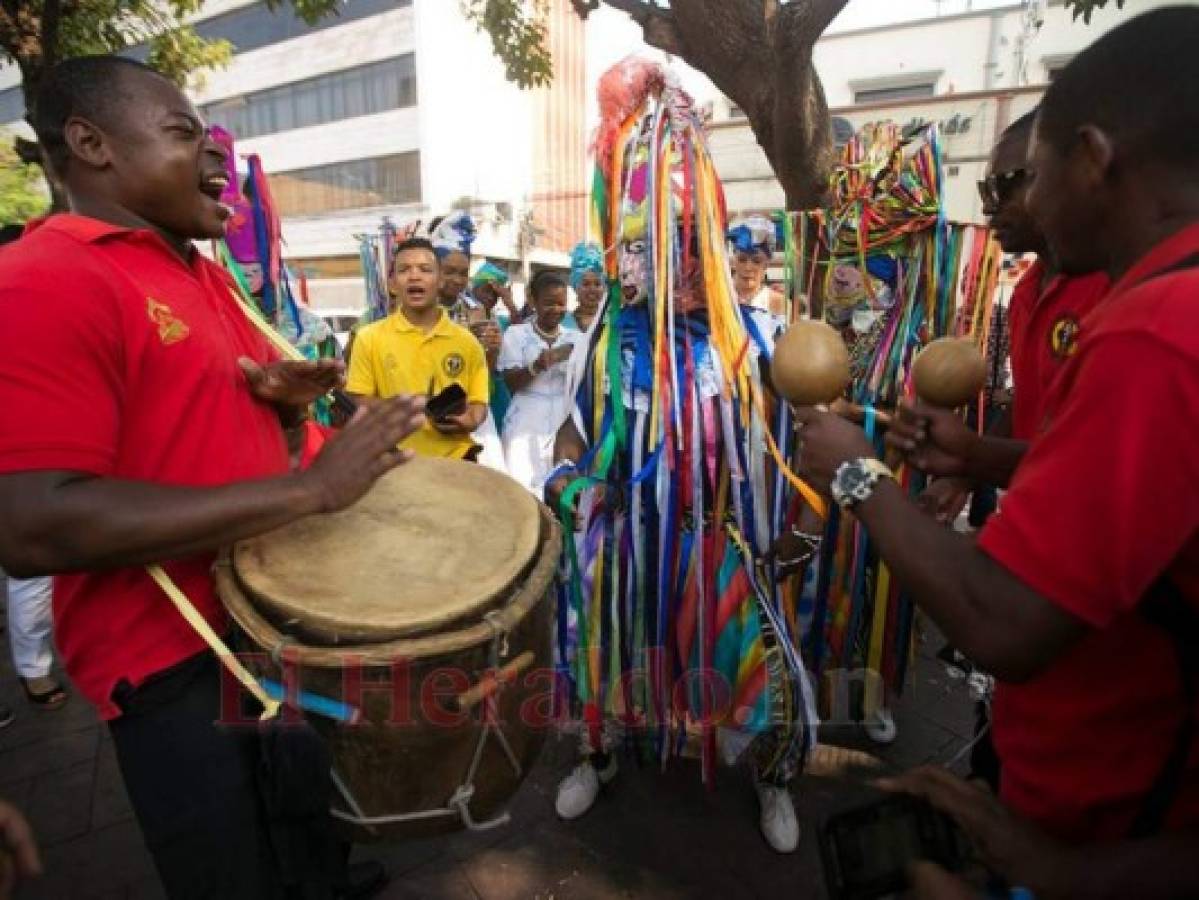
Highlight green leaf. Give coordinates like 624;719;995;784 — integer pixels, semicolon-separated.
461;0;554;90
0;139;49;224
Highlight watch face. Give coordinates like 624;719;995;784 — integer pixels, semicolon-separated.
841;463;869;493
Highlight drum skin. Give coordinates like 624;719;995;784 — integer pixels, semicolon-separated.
216;461;561;842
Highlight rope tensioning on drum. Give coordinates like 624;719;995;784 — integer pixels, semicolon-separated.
328;610;534;833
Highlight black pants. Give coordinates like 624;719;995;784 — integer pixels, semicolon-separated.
109;651;342;900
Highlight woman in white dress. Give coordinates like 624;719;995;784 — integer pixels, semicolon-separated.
498;271;583;493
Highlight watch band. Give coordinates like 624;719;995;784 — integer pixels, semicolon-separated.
831;457;895;510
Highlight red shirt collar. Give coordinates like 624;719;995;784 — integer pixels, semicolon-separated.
1110;221;1199;296
26;213;137;243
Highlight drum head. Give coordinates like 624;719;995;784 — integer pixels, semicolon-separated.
232;457;542;644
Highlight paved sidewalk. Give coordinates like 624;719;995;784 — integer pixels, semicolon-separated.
0;602;975;900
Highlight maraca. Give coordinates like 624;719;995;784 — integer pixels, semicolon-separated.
911;337;987;408
771;320;852;406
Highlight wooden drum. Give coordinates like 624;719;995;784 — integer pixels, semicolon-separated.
214;457;561;841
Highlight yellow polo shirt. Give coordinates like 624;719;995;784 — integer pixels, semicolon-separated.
347;308;489;459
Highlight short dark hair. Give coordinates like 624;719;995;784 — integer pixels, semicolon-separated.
0;224;23;246
528;269;567;302
1037;8;1199;168
391;237;438;270
33;56;167;175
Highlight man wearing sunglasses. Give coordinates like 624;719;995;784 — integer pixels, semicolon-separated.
914;111;1110;524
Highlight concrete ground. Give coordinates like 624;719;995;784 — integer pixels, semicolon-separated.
0;598;975;900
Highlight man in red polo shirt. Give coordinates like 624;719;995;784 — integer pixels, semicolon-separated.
0;57;425;898
914;111;1109;516
791;9;1199;896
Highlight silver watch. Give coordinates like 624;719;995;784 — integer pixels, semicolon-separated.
830;458;894;510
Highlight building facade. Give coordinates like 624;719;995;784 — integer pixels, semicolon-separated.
0;0;587;311
708;0;1173;222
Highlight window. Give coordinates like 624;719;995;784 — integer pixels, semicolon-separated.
728;103;747;120
268;152;421;216
123;0;408;63
853;82;935;105
0;87;23;125
203;55;415;139
192;0;407;56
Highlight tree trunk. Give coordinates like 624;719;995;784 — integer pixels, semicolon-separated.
602;0;848;210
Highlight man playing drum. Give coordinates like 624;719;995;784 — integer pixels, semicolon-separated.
0;56;426;899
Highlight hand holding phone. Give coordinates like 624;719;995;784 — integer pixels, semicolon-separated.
820;794;970;900
426;383;467;422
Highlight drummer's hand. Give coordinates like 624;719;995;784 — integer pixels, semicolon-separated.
793;406;875;495
301;395;426;512
239;357;346;408
0;798;42;899
885;402;978;478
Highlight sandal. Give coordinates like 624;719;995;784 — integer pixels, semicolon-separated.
20;677;68;711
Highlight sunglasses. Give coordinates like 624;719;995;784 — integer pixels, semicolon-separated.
977;167;1034;208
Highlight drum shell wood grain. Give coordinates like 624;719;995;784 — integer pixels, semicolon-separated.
217;508;561;843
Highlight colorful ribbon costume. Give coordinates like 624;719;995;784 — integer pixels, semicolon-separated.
792;123;1002;713
553;59;817;786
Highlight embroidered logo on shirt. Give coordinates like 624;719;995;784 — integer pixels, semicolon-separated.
1048;314;1081;360
146;298;190;346
443;352;465;377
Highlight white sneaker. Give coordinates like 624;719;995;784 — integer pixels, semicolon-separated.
554;755;618;820
755;780;800;853
864;706;898;745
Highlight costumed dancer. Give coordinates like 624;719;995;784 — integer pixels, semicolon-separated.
567;242;606;333
727;215;788;317
498;271;583;494
793;122;1001;745
544;58;817;854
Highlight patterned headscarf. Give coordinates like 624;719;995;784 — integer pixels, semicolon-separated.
471;261;510;290
569;242;606;290
429;211;476;259
727;215;780;258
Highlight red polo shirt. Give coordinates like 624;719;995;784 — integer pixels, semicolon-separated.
0;215;288;719
1006;261;1108;440
978;222;1199;841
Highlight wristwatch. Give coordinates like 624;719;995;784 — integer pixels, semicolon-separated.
830;457;895;510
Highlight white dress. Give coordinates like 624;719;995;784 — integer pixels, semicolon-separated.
498;323;583;494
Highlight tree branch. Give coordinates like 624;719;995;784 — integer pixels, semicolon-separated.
601;0;684;55
569;0;600;18
41;0;61;69
777;0;850;44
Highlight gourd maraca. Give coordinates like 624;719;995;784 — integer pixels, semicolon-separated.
771;320;852;406
911;337;987;408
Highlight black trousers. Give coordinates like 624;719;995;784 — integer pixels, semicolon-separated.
109;651;342;900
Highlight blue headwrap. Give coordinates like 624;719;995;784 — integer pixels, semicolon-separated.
726;215;781;258
429;211;476;259
569;241;606;290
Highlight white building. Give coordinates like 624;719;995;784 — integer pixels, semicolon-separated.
0;0;588;311
704;0;1176;222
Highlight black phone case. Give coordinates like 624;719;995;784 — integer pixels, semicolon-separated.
427;383;467;420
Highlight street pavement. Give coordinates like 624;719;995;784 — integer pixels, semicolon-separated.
0;597;975;900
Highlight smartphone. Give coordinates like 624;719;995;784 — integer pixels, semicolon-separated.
819;794;969;900
426;383;467;421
